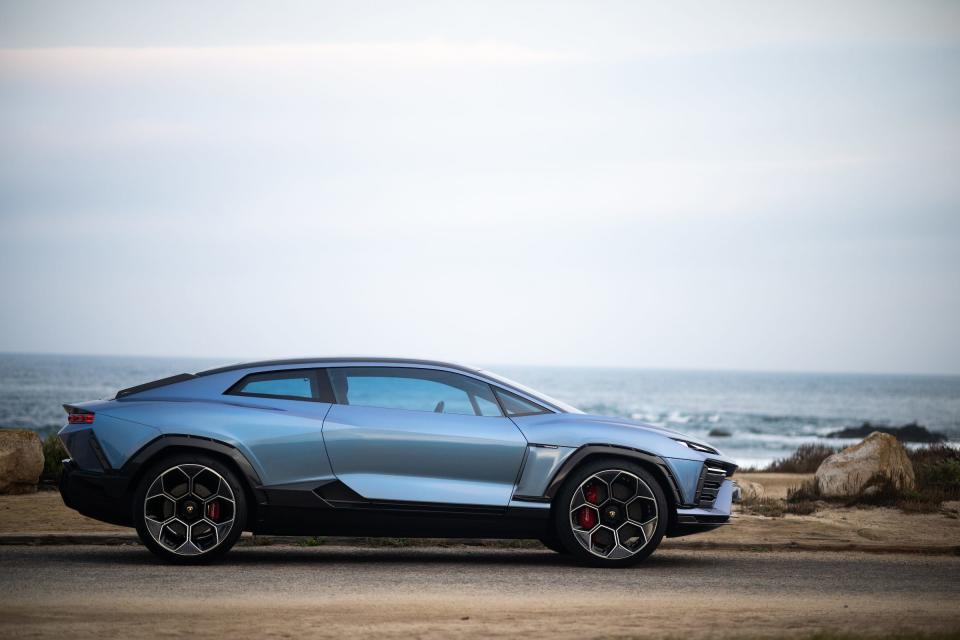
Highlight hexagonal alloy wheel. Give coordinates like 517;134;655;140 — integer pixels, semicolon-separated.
569;470;658;559
143;464;236;557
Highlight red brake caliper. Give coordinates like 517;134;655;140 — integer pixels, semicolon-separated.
206;501;220;521
578;483;600;528
584;484;600;504
577;506;597;529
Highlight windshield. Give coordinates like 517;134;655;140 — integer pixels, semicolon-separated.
479;370;583;414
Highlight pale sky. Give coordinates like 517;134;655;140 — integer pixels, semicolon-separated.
1;1;959;374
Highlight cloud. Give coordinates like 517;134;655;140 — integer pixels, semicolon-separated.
1;2;959;372
0;41;581;79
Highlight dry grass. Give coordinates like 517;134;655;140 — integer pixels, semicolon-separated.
785;500;819;516
788;480;821;503
739;494;786;517
740;488;821;518
781;445;960;513
742;444;838;474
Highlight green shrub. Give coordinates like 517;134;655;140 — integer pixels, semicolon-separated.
910;444;960;501
41;433;67;482
299;536;325;547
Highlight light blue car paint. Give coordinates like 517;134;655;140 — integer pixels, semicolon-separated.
59;412;160;471
323;403;527;506
96;398;333;486
514;444;577;498
60;402;161;469
676;477;736;520
662;458;706;504
60;357;738;524
508;412;723;503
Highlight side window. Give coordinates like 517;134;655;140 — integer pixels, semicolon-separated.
493;388;549;417
227;370;315;400
327;367;503;417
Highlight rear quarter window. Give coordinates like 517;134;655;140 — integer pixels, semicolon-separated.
226;370;317;401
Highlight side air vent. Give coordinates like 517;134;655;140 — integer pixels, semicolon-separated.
696;465;728;507
314;480;369;506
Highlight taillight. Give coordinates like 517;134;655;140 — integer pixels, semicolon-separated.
68;413;94;425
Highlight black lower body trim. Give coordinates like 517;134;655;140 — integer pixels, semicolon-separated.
666;514;731;538
256;481;550;537
252;504;550;538
59;460;132;526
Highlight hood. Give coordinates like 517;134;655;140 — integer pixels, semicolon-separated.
574;413;721;451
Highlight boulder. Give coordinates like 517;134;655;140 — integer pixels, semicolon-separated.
0;429;44;494
815;432;915;498
737;480;765;500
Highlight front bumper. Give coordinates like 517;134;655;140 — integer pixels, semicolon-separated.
667;478;735;538
59;459;133;527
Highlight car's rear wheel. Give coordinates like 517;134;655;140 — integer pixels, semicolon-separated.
552;457;668;567
133;452;247;563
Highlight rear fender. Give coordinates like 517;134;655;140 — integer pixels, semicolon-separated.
121;434;268;525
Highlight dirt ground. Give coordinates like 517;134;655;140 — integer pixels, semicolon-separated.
0;490;130;533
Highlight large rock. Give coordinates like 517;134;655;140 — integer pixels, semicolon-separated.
815;432;915;498
0;429;44;494
737;480;765;500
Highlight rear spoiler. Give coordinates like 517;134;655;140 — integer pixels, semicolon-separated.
116;373;196;399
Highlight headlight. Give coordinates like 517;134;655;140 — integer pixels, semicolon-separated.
671;438;718;455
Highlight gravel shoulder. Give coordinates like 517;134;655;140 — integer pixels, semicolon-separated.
1;545;959;639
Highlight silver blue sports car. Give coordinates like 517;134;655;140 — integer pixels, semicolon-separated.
58;358;738;565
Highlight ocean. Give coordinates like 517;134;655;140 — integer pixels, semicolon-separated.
1;352;958;468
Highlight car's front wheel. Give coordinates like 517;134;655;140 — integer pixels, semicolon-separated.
552;457;668;567
539;529;567;554
133;453;247;563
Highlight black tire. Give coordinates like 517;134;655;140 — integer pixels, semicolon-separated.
539;529;567;554
133;452;247;564
552;457;668;567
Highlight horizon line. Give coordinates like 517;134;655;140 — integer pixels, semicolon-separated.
1;349;958;379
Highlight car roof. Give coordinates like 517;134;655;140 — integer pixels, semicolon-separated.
195;357;482;378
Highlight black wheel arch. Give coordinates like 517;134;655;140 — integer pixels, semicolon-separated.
122;435;266;529
543;445;682;522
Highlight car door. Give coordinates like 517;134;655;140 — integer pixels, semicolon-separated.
321;366;528;507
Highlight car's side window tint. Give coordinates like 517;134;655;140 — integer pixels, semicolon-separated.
493;388;549;417
227;370;315;400
474;394;502;417
328;367;503;417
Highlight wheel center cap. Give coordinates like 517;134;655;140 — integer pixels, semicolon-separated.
607;507;618;518
179;499;201;522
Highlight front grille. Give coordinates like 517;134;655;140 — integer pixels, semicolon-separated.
696;464;728;506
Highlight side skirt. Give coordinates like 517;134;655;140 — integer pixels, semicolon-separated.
255;481;550;538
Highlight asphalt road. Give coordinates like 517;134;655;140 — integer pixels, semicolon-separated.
2;545;959;639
